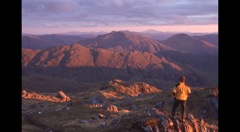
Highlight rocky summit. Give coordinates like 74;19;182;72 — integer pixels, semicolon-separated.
22;80;218;132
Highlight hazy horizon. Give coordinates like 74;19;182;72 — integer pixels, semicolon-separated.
22;28;218;36
22;0;218;35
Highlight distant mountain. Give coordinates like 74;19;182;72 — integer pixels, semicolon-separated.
21;31;218;92
22;35;49;50
136;30;178;41
22;33;34;36
22;43;218;91
79;31;176;53
138;30;211;41
22;43;182;71
163;34;218;55
193;34;218;45
156;50;218;86
21;44;185;90
58;31;107;37
22;34;87;50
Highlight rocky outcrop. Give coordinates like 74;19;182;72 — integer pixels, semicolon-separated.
22;86;218;132
110;108;218;132
102;79;162;96
106;104;118;112
56;91;71;102
22;90;71;102
22;90;27;97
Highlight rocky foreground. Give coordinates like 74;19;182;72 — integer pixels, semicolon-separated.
22;79;218;132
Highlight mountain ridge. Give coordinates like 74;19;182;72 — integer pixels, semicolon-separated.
22;43;217;91
22;34;87;50
78;31;176;54
22;31;218;92
163;33;218;55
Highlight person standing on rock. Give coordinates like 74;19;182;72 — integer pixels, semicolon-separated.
171;76;191;121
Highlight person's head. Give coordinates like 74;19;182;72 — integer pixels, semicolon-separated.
180;76;186;82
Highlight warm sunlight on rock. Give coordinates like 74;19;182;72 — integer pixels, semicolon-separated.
22;90;71;102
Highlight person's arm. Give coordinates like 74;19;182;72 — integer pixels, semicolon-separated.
187;87;191;96
172;92;176;96
172;87;176;97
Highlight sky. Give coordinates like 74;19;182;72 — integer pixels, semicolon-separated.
22;0;218;34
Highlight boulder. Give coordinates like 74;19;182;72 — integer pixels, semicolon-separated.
57;91;71;102
106;105;118;112
22;90;27;97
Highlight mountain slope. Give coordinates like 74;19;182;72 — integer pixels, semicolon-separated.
22;34;86;50
193;34;218;45
78;31;175;53
22;44;182;71
22;43;218;92
22;44;186;92
163;34;218;55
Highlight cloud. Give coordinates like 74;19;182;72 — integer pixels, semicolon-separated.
22;0;218;33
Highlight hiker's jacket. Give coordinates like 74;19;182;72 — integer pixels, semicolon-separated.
172;82;191;100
